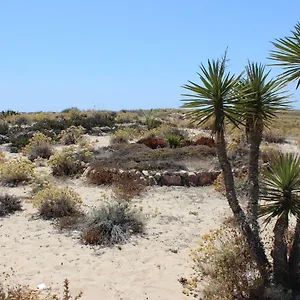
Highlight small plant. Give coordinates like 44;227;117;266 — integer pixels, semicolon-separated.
112;172;146;200
49;146;91;177
85;163;116;185
141;109;161;130
0;194;22;217
260;145;282;163
0;158;34;186
263;130;286;144
165;133;182;148
137;135;167;149
110;134;129;144
81;201;144;246
32;185;82;219
59;126;84;145
194;136;215;148
190;220;262;299
22;132;53;161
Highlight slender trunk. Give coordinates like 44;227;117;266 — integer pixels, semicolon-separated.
215;130;271;284
273;212;289;286
289;219;300;289
247;126;263;236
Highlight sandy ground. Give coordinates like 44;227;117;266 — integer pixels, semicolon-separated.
0;135;231;299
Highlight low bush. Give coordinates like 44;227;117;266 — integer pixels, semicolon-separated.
81;201;144;246
0;123;9;135
22;132;53;161
110;134;129;145
189;220;262;299
137;136;167;149
260;146;282;163
0;158;34;186
165;134;182;148
59;126;84;145
32;186;82;219
194;136;215;148
9;132;33;153
0;194;22;217
112;172;146;200
49;146;91;177
85;163;116;185
263;130;286;144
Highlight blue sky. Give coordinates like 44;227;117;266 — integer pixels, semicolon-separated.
0;1;299;112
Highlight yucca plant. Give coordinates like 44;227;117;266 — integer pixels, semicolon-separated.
181;53;271;283
260;153;300;287
269;22;300;89
240;62;290;235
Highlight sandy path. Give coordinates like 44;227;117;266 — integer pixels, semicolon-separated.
0;184;229;300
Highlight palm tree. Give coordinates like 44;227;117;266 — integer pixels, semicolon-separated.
181;54;271;283
241;63;290;235
269;22;300;89
260;153;300;287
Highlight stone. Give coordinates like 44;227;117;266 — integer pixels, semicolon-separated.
161;174;182;186
148;176;157;186
187;172;199;186
198;171;212;186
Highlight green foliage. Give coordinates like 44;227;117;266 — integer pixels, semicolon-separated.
181;53;243;133
81;201;144;246
59;126;84;145
49;146;91;177
0;194;22;217
165;133;182;148
22;132;53;160
32;185;82;219
241;62;290;132
0;158;34;186
260;153;300;225
270;22;300;89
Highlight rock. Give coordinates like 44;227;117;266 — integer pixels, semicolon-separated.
142;170;149;177
198;171;212;186
148;176;157;186
161;174;182;186
187;172;199;186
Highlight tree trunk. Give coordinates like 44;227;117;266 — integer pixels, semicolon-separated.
273;213;289;286
247;124;263;236
215;130;271;284
289;219;300;289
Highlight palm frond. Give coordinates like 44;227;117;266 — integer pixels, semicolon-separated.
259;153;300;224
269;22;300;89
239;62;291;130
181;52;243;134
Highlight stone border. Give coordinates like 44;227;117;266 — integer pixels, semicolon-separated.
83;167;222;187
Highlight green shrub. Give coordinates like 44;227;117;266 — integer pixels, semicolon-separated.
32;186;82;219
165;134;182;148
0;194;22;217
81;201;144;246
9;132;33;153
49;146;91;177
0;123;9;135
22;132;53;160
59;126;84;145
0;158;34;186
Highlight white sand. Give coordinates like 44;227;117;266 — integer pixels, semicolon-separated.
0;184;229;299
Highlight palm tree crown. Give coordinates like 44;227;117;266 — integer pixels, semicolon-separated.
270;23;300;89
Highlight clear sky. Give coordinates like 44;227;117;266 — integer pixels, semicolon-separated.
0;1;299;112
